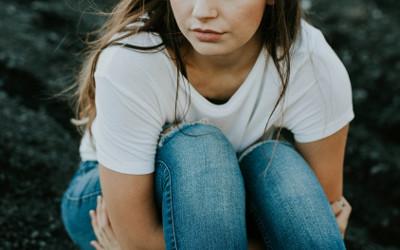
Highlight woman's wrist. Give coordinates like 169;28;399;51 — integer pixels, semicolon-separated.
329;196;345;207
330;196;346;213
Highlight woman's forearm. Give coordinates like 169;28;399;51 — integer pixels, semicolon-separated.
148;226;166;250
294;124;350;204
132;225;165;250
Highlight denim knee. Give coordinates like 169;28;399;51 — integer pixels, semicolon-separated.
156;121;240;171
154;121;248;249
155;120;245;198
237;140;345;249
237;139;304;179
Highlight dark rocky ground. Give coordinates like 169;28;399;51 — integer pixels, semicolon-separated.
0;0;399;249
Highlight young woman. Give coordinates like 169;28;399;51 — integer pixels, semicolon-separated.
61;0;354;249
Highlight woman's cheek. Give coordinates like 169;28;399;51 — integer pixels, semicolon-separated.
169;1;190;27
235;4;265;30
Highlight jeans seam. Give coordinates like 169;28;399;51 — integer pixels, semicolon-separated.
157;160;178;250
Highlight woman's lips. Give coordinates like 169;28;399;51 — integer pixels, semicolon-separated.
192;30;224;42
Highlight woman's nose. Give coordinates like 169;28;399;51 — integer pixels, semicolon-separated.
192;0;218;19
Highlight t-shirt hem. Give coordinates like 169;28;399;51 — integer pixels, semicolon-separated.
294;109;355;143
80;153;98;162
97;156;155;175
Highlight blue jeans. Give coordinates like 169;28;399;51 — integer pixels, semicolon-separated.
60;122;346;250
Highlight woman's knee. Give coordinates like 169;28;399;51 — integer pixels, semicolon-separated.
238;139;312;180
156;121;241;175
155;157;248;249
238;139;327;205
154;122;247;242
238;140;345;248
155;121;245;197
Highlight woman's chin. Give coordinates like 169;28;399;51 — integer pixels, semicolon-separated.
190;43;233;56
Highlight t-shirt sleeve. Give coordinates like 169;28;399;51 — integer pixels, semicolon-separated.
93;48;164;175
282;29;355;143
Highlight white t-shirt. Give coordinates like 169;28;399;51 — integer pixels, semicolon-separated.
79;19;355;175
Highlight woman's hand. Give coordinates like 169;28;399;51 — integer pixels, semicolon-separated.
330;196;352;239
89;195;122;250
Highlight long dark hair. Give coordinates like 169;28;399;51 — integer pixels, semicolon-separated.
62;0;303;169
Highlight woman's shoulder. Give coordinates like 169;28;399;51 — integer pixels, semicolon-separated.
110;27;164;49
287;18;352;100
93;30;176;109
95;30;170;81
282;20;354;143
291;19;349;78
291;19;329;56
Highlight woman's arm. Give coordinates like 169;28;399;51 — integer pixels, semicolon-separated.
294;123;352;238
294;123;350;203
90;196;265;250
99;164;165;250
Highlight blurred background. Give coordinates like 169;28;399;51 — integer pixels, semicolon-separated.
0;0;399;249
